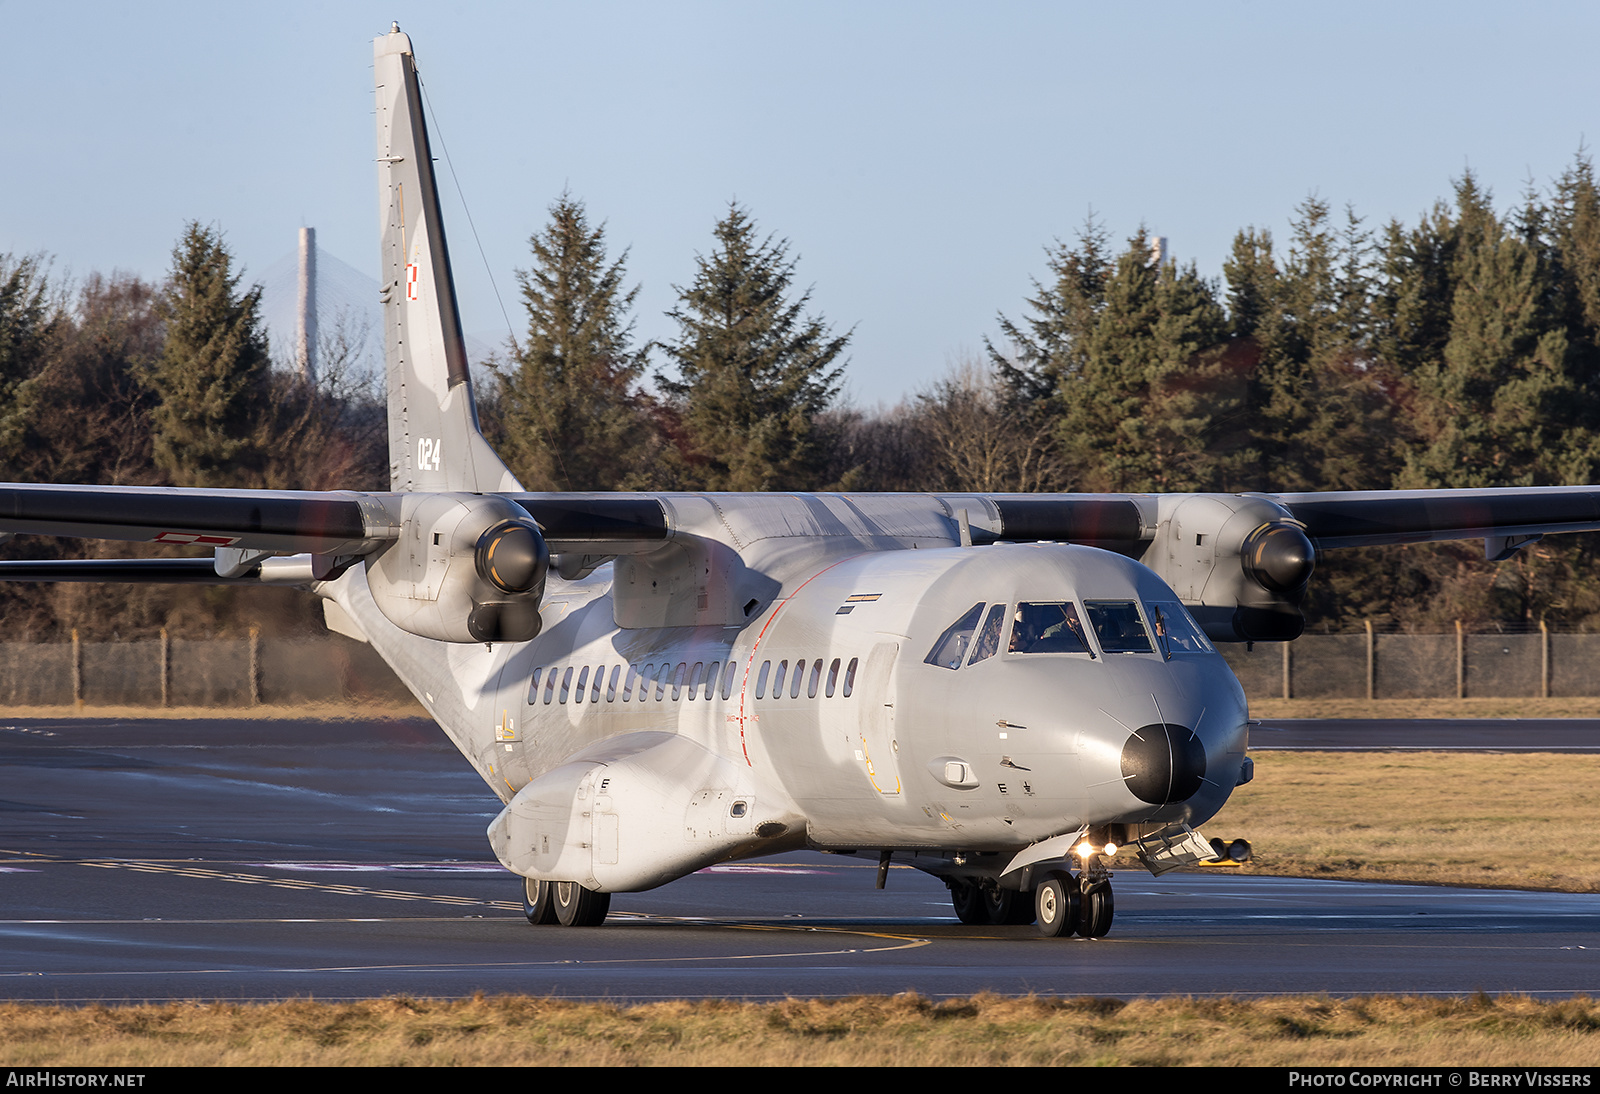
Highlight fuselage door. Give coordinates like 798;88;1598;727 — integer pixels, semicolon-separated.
856;641;902;795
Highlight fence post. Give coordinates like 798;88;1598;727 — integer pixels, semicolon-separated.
71;628;82;706
1540;619;1550;699
160;627;170;708
1456;620;1465;699
1365;618;1375;700
1281;640;1291;700
248;625;261;706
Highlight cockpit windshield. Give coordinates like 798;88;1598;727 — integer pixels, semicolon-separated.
1146;600;1214;657
1083;600;1153;653
1008;602;1094;655
925;603;985;669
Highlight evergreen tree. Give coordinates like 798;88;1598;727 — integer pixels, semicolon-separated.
1056;231;1235;492
492;195;657;490
0;254;60;467
988;216;1113;408
1396;176;1580;489
146;223;270;487
660;204;848;491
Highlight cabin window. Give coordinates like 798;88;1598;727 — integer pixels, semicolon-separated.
592;665;606;702
772;660;788;698
606;665;621;701
544;670;557;704
574;666;590;704
1009;602;1094;656
825;657;841;697
721;659;739;700
756;660;772;698
1084;600;1154;654
843;657;858;697
528;668;543;704
654;662;671;700
968;603;1008;665
705;661;721;700
791;659;807;699
559;666;574;703
670;661;688;701
687;662;705;700
925;603;985;669
808;660;824;698
622;665;639;701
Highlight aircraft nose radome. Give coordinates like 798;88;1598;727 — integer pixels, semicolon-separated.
1120;723;1206;805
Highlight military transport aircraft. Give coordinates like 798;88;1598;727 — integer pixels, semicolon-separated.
3;25;1598;938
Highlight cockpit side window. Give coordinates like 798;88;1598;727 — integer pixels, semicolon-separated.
1084;600;1154;653
1147;600;1214;657
967;603;1008;665
924;603;986;670
1009;602;1093;655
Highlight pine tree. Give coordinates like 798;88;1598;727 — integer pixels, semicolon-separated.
491;195;656;490
1397;176;1579;489
1056;231;1235;492
0;254;60;466
660;204;849;491
988;216;1113;408
146;223;270;487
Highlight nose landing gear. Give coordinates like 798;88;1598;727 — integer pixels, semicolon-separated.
1033;869;1114;939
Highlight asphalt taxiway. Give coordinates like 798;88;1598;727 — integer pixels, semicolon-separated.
2;716;1597;1001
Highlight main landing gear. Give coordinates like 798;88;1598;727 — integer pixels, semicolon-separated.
523;877;610;927
948;880;1036;926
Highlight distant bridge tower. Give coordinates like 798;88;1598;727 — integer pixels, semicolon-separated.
296;226;317;381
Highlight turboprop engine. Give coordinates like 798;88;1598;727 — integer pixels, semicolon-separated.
364;493;549;643
1147;494;1316;642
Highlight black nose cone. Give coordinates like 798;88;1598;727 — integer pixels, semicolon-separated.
1121;723;1206;804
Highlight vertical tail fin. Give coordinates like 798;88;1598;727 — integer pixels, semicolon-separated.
373;25;521;493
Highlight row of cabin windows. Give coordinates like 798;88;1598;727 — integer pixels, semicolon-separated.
529;656;861;706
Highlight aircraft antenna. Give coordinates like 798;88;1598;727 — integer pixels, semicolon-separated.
417;77;521;359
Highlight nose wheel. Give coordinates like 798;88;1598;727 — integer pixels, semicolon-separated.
1033;870;1115;938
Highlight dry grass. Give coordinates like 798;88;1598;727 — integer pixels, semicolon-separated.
1197;751;1600;891
2;993;1598;1066
1251;696;1600;719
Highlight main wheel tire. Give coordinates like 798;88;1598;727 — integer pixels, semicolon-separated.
1077;881;1115;939
983;886;1036;925
950;881;988;925
1034;872;1079;938
552;880;611;927
523;877;558;925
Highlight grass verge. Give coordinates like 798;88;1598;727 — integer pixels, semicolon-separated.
1188;750;1600;891
3;993;1598;1066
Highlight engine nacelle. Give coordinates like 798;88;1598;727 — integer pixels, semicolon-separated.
1143;495;1315;643
365;493;549;643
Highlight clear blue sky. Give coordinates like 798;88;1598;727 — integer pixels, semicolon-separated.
4;2;1598;407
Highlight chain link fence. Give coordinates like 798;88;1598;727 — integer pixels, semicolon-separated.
1220;624;1598;702
0;631;414;707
